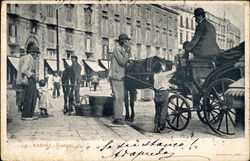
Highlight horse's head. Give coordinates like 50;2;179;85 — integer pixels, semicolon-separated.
150;56;174;73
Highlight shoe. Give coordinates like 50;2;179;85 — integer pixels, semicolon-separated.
21;117;34;121
32;116;38;120
112;119;125;125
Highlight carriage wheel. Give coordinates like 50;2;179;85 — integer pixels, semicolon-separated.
166;94;191;131
204;78;236;135
196;103;207;124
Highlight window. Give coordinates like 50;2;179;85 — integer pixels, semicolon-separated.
114;20;120;35
66;51;74;59
66;8;73;22
168;17;172;26
127;5;131;18
102;39;109;59
180;31;183;44
180;15;183;26
136;44;141;59
156;31;159;44
156;47;160;56
146;45;151;58
163;48;167;59
47;49;56;59
126;23;132;37
146;29;150;43
8;24;17;37
30;21;37;34
136;26;141;41
84;7;92;27
48;28;55;43
47;5;53;17
85;35;92;52
146;8;150;19
186;32;189;41
31;4;36;13
186;17;189;29
65;30;73;45
136;5;141;17
102;16;108;36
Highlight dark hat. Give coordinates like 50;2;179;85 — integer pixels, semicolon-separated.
39;79;46;87
71;53;78;59
27;45;40;54
116;33;131;42
193;8;206;17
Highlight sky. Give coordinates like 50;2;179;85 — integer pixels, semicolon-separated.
189;3;245;42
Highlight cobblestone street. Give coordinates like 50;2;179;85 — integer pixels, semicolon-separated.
7;82;243;142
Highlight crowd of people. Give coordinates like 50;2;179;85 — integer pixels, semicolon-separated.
14;8;221;133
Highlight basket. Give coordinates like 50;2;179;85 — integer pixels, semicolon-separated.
75;95;93;116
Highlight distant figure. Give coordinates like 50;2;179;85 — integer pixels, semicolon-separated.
52;72;61;98
180;8;220;60
37;79;53;117
91;73;99;91
45;73;54;96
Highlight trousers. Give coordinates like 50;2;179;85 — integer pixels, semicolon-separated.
111;79;125;120
22;78;37;118
154;90;169;126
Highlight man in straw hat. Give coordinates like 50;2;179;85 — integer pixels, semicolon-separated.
180;8;220;60
109;33;132;125
16;43;40;120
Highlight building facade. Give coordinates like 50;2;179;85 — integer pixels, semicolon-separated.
169;5;241;52
7;4;178;84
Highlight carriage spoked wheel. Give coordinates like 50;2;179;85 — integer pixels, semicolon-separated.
166;94;191;131
196;99;207;124
204;78;236;136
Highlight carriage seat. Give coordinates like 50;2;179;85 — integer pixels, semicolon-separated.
187;59;215;82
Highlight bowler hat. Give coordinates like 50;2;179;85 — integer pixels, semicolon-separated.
71;53;78;59
27;45;40;54
193;8;206;17
116;33;131;42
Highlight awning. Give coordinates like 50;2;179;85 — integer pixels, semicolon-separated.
8;57;19;71
83;60;105;72
45;59;64;71
98;59;110;70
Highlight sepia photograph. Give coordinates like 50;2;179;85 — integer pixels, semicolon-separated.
1;1;249;161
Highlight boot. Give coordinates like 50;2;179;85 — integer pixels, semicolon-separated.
154;124;161;133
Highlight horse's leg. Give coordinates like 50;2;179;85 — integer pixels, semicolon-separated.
124;88;130;121
129;90;136;122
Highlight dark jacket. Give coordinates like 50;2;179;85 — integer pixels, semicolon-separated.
185;19;220;58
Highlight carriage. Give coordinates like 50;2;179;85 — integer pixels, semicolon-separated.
125;42;245;137
161;42;245;136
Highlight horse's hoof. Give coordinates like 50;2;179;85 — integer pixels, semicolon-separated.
128;117;134;122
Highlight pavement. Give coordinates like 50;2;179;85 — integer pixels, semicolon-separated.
6;81;244;142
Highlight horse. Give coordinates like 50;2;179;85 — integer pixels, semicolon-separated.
124;56;173;122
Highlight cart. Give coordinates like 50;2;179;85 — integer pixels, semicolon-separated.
163;42;245;136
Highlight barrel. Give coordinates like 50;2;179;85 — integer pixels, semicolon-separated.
89;96;113;116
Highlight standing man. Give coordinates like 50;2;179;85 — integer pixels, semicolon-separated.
68;54;82;114
180;8;220;60
109;34;131;125
16;43;40;120
91;73;99;91
52;72;61;98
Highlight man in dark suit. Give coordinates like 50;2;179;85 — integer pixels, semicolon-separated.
68;55;82;114
182;8;220;60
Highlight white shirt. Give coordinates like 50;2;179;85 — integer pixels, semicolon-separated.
53;76;61;83
154;66;176;90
